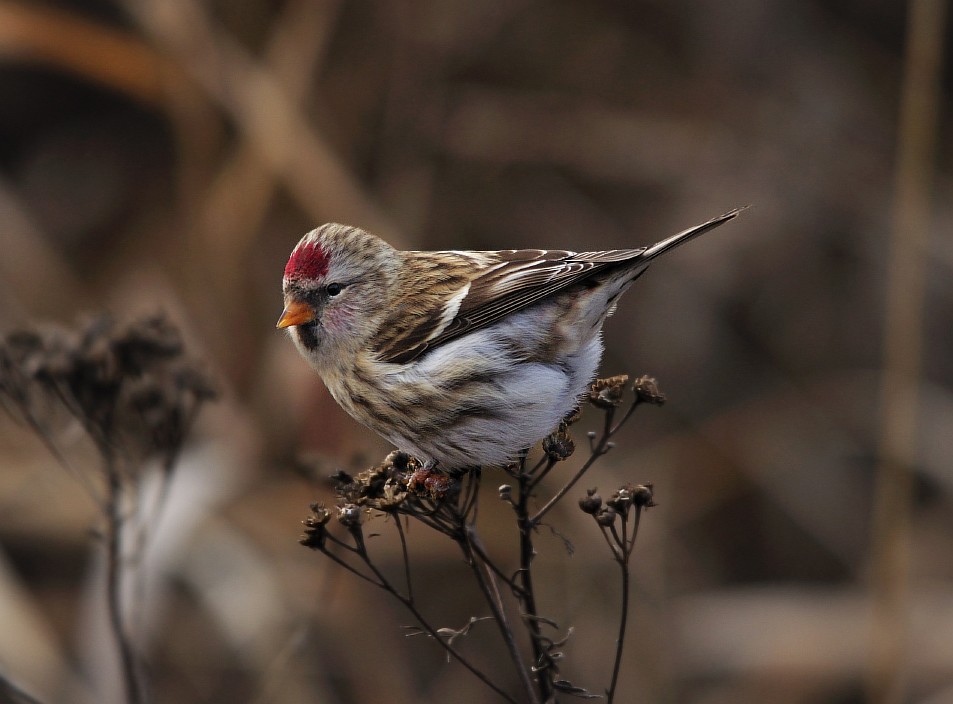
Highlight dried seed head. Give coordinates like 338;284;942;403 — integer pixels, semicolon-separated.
111;315;183;375
578;488;602;515
300;503;332;548
633;376;666;405
335;453;416;510
607;486;634;513
385;450;412;471
589;374;629;409
595;506;617;527
632;483;656;507
0;330;48;418
0;313;215;468
498;484;513;501
172;364;218;403
309;502;332;523
337;503;363;528
542;427;575;461
331;469;354;487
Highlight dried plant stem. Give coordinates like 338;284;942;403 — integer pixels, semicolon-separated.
393;585;520;704
21;415;105;509
606;503;643;703
1;315;216;704
393;516;414;602
530;447;605;526
515;471;554;700
102;451;144;704
608;557;629;703
464;536;523;595
316;523;522;704
462;526;541;704
314;542;384;590
531;395;642;526
302;375;662;703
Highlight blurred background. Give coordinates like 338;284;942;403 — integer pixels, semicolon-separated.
0;0;951;702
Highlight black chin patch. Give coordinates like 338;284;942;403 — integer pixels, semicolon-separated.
297;322;320;351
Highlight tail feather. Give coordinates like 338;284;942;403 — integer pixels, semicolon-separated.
641;206;749;262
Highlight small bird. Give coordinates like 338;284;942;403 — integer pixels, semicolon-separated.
278;209;742;470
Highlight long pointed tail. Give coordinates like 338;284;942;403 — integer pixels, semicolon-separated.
641;206;748;262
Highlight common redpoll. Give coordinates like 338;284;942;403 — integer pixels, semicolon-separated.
278;209;742;469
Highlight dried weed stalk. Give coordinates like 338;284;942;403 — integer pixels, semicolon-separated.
300;373;664;703
0;313;217;704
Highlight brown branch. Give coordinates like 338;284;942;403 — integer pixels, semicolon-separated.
870;1;947;702
122;0;402;243
461;527;541;704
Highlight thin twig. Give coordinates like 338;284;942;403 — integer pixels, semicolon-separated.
515;471;555;699
393;515;414;603
350;530;521;704
606;503;643;704
123;0;401;243
33;416;106;508
465;536;525;596
525;453;551;477
609;399;641;435
530;447;607;527
606;537;630;704
461;526;541;704
461;470;482;522
102;450;144;704
303;375;660;703
531;396;646;526
317;546;386;590
395;596;521;704
526;457;558;488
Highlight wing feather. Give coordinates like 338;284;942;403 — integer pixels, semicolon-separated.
374;208;743;364
376;249;646;364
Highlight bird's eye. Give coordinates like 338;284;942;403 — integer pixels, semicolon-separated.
326;283;343;297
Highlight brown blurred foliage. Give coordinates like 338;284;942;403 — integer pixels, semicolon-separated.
0;1;952;703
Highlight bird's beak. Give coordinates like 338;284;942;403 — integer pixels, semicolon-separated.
276;299;315;329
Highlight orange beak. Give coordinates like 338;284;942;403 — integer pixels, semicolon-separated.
276;299;316;329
